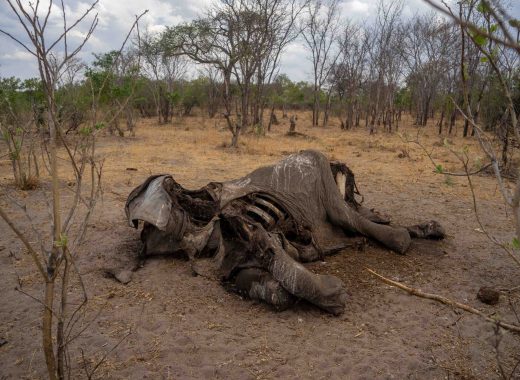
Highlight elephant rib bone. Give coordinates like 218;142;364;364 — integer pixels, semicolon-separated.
245;204;275;228
254;197;286;221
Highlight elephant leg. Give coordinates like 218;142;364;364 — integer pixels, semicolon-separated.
326;159;412;253
221;213;347;315
326;201;412;254
234;268;295;311
250;226;347;315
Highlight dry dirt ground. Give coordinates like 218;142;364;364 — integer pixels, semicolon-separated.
1;111;520;379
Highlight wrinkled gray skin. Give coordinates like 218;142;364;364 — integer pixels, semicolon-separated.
126;150;444;315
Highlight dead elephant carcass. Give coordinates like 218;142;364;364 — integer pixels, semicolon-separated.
125;150;444;315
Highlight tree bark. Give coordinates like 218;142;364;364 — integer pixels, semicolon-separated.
438;108;445;135
43;280;57;380
57;258;69;380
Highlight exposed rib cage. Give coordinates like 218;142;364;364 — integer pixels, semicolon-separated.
235;193;287;230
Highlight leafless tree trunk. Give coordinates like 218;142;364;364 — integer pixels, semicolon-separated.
0;3;146;378
174;0;303;146
289;114;297;132
332;21;369;131
365;0;403;134
302;0;341;127
140;30;187;124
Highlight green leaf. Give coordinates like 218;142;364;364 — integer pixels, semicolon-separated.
473;33;487;46
480;56;488;63
477;0;491;14
435;164;444;174
512;237;520;249
94;122;105;130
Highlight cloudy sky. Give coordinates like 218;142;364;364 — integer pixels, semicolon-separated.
0;0;519;82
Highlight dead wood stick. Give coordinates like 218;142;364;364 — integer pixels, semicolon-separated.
366;268;520;334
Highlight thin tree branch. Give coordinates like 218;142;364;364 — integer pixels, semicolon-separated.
15;286;59;318
0;205;46;278
366;268;520;334
46;0;99;53
422;0;520;53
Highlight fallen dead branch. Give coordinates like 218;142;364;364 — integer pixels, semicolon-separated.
366;268;520;334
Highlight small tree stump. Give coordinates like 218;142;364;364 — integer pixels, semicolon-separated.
289;115;297;133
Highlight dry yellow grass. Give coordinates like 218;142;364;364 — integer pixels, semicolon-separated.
87;110;506;206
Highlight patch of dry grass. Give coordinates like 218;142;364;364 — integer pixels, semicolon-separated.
76;110;512;207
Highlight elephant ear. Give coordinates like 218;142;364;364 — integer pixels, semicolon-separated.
125;175;172;230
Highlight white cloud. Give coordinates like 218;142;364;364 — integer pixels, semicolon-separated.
148;24;167;34
186;0;214;14
96;0;185;31
341;0;371;16
279;42;311;82
1;50;34;61
3;0;516;81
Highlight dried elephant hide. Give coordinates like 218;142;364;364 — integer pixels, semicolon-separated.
125;150;445;315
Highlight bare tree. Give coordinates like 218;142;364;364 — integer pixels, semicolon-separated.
171;0;304;146
422;0;520;261
401;13;458;127
222;0;305;132
332;21;370;130
171;9;241;145
302;0;341;127
115;48;142;136
0;2;146;378
0;77;41;189
365;0;403;133
200;65;222;118
140;30;187;124
250;0;307;130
